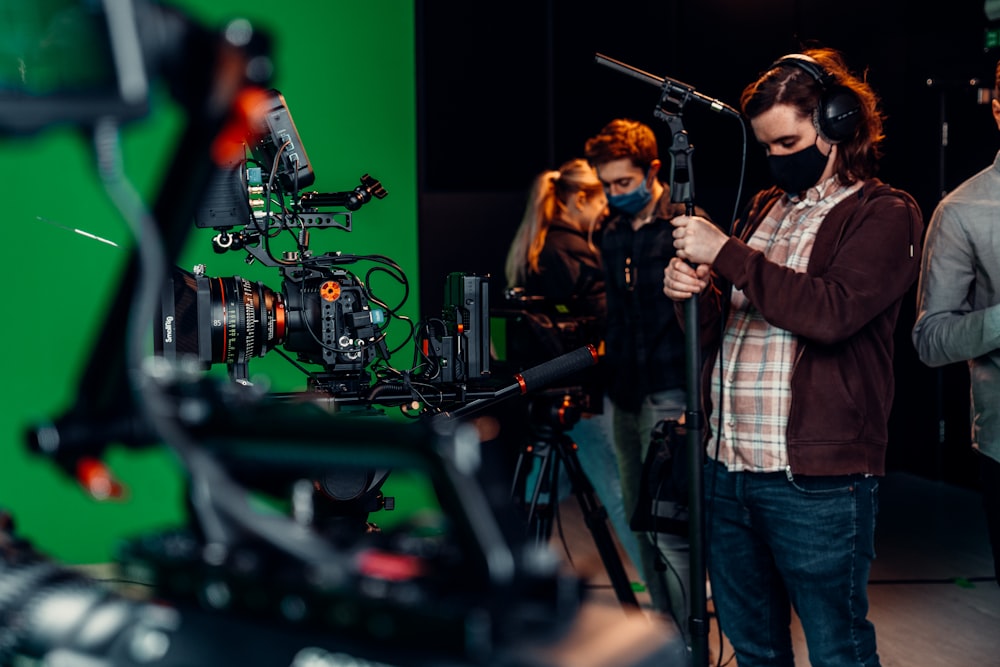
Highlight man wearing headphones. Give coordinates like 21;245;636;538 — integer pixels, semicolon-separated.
663;48;923;666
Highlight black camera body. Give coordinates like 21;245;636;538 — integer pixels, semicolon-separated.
157;260;389;394
157;263;492;404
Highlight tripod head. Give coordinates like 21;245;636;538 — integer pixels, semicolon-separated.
526;387;590;435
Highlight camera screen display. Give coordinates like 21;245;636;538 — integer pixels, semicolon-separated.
0;0;148;134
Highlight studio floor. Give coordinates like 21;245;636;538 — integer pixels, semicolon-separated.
549;470;1000;667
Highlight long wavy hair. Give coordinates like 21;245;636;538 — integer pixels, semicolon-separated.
740;47;885;183
505;158;604;288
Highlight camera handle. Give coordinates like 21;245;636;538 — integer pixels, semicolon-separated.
296;173;387;211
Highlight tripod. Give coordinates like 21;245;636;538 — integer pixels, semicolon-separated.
511;389;640;609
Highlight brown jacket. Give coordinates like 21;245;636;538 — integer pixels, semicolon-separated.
683;180;924;476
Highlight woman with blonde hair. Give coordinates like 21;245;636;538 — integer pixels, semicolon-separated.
504;157;607;316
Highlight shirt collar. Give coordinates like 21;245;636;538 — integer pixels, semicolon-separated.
786;175;842;206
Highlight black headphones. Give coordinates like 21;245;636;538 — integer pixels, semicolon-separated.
770;53;862;144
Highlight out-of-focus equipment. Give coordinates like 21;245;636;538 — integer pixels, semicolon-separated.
631;418;690;537
1;409;592;666
0;0;150;134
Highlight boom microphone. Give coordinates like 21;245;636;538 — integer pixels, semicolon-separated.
595;52;741;118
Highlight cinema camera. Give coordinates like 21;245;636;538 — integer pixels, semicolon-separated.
156;88;491;409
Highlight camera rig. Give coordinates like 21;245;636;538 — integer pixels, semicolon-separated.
148;87;511;542
157;88;493;412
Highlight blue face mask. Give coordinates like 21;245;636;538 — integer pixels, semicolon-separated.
607;176;653;215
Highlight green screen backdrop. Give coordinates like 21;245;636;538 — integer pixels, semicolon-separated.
0;0;419;564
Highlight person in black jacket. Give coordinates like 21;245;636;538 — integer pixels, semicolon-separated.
584;118;709;634
504;157;608;317
498;156;609;533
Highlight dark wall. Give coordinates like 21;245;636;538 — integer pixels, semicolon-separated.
416;0;1000;487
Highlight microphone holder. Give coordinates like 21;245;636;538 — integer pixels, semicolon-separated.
595;52;721;666
660;110;709;667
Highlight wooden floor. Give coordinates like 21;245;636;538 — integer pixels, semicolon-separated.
550;470;1000;667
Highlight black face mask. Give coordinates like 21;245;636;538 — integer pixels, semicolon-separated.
767;142;830;194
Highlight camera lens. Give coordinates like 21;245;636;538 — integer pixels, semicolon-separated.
158;267;285;367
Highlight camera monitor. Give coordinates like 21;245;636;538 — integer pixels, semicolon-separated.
247;89;315;191
0;0;149;135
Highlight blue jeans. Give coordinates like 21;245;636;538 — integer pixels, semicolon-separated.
704;459;881;667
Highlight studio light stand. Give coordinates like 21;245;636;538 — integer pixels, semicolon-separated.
596;52;742;667
660;102;709;666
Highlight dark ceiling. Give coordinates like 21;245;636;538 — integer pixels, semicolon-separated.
418;0;996;207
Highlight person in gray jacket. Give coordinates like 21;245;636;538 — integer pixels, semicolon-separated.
912;59;1000;589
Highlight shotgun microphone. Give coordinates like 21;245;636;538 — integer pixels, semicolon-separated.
595;52;740;118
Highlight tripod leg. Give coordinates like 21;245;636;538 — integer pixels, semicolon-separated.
510;441;559;543
555;434;640;609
